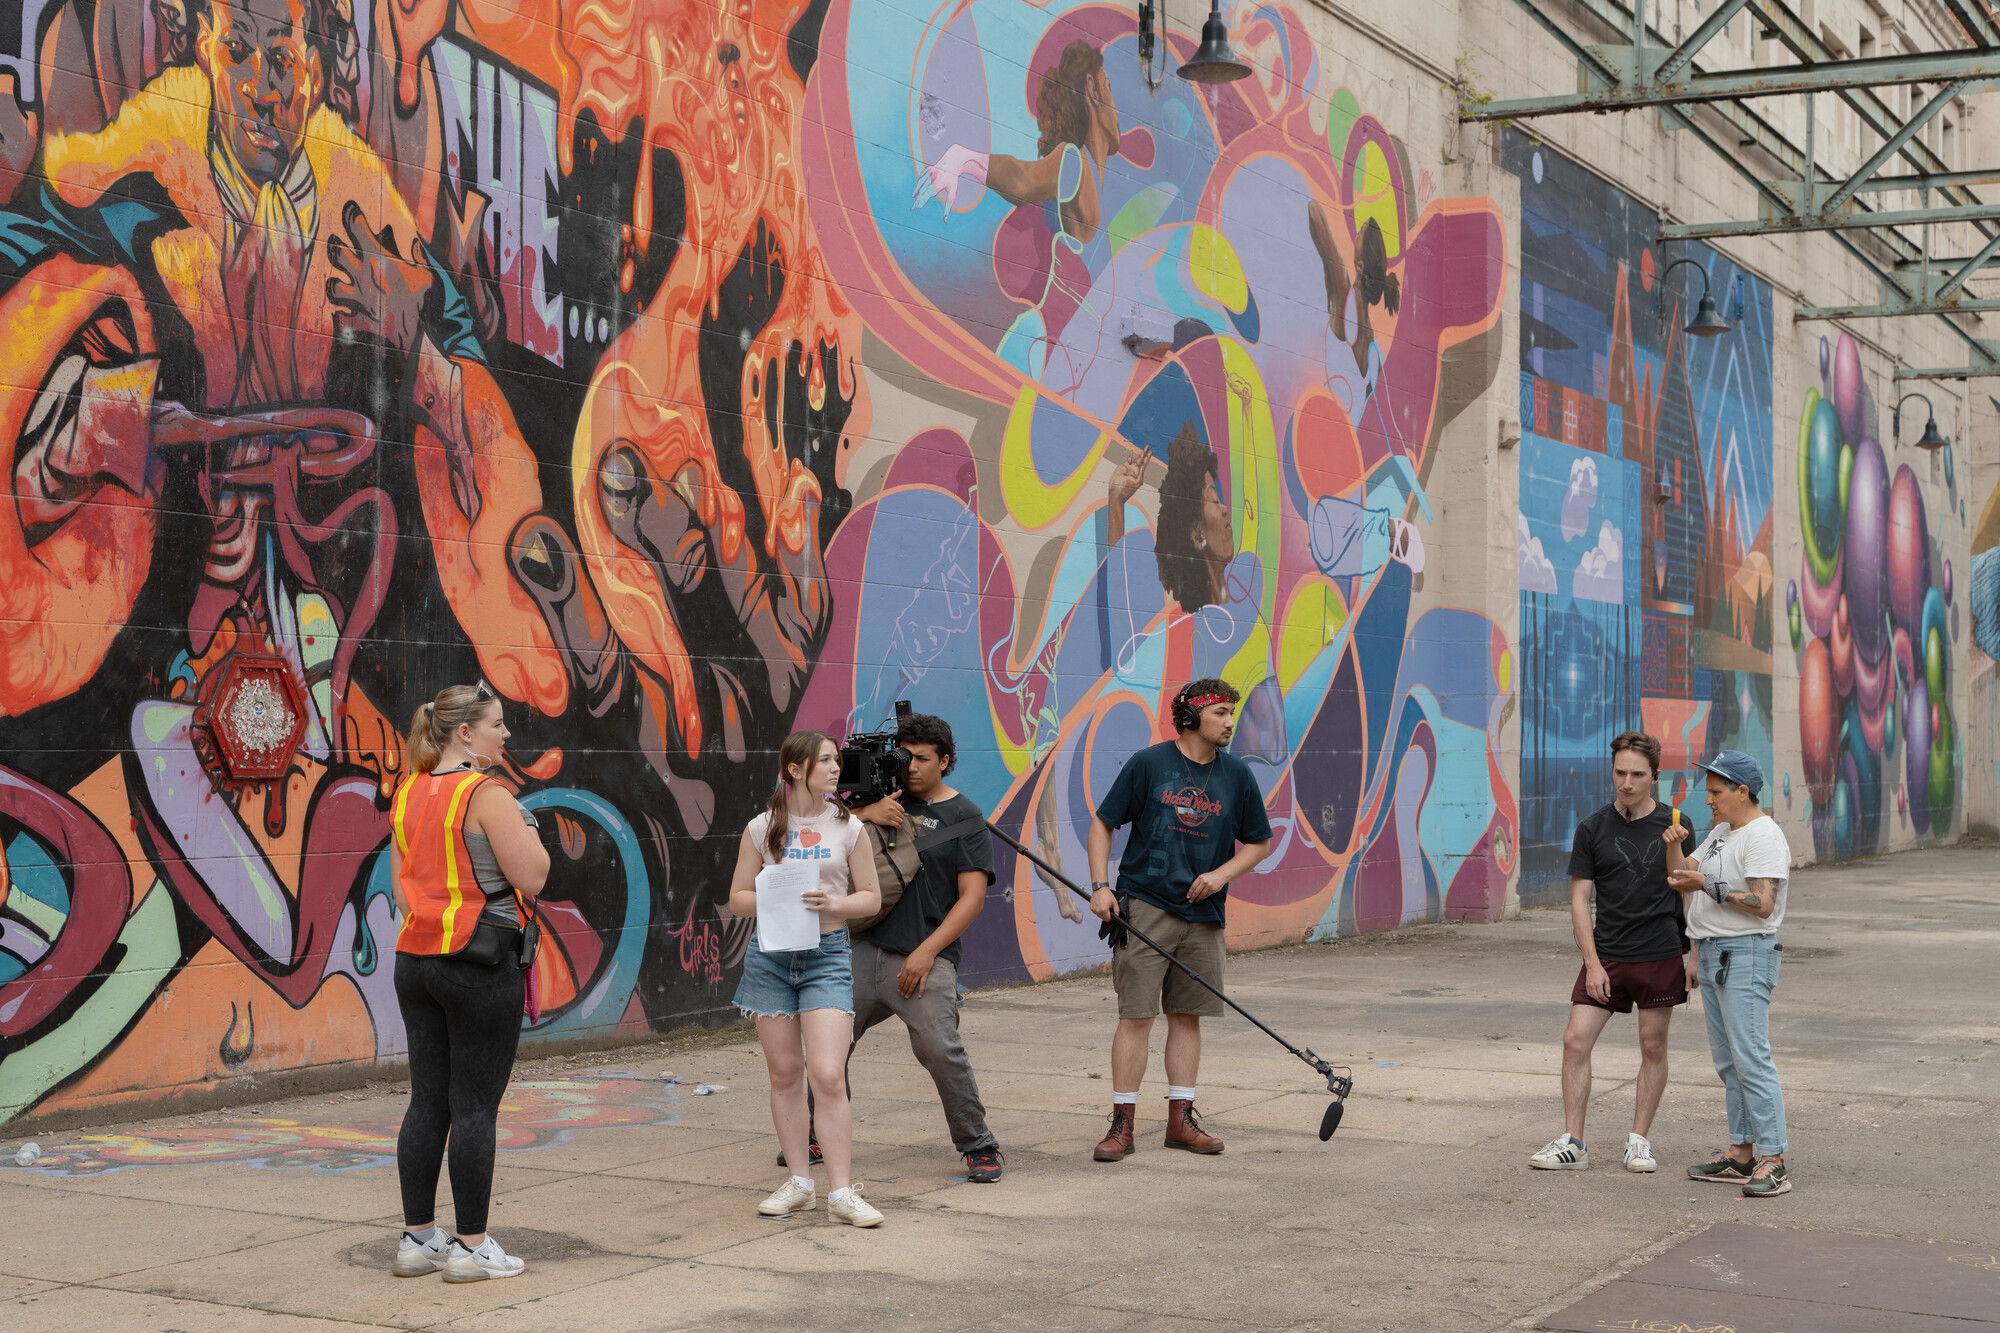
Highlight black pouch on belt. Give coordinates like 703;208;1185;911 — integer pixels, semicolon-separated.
455;919;524;967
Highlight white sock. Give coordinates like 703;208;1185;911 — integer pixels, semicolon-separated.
792;1175;814;1191
1112;1091;1137;1106
829;1186;856;1203
1167;1085;1196;1101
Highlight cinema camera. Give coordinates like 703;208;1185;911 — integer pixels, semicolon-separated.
837;700;915;806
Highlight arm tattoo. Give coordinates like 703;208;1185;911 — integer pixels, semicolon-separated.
1733;877;1780;913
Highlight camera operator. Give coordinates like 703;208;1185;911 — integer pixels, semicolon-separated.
851;714;1006;1183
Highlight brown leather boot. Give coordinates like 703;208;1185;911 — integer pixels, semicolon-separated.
1093;1104;1136;1161
1164;1099;1224;1154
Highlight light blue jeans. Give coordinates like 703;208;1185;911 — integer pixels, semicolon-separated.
1697;933;1786;1156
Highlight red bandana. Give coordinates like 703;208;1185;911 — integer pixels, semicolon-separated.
1183;691;1231;713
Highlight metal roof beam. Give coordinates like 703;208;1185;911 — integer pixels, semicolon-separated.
1497;0;2000;367
1655;0;1755;83
1939;226;2000;298
1663;201;2000;239
1749;1;1983;209
1895;343;2000;377
1544;0;1928;267
1846;168;2000;196
1823;80;1976;214
1796;296;2000;318
1463;50;2000;119
1939;0;2000;47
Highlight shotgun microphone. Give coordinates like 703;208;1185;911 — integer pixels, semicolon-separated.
1318;1069;1355;1141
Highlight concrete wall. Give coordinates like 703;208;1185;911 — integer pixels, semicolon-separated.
0;0;1986;1126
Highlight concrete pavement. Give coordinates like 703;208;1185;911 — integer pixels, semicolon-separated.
2;845;1995;1332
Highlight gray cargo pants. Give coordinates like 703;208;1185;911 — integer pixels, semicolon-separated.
850;937;999;1155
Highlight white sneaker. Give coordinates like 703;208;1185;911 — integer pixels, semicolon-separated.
392;1229;449;1277
442;1235;525;1282
828;1186;884;1228
1529;1134;1588;1170
758;1177;816;1217
1625;1133;1658;1173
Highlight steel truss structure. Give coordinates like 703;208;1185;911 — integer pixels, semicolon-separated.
1466;0;2000;377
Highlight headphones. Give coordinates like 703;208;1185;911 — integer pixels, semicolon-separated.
1171;683;1201;732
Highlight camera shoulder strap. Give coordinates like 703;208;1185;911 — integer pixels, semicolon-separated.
910;817;984;855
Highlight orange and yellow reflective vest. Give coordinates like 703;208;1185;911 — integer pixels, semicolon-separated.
392;768;496;956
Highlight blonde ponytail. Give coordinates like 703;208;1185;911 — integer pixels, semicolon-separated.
405;686;491;774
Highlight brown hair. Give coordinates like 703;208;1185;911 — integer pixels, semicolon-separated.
1177;677;1241;732
406;685;496;775
1355;218;1401;317
1035;40;1105;158
764;730;850;862
1609;730;1662;777
1155;420;1221;610
896;713;957;776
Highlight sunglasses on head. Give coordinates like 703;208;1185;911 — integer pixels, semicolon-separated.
473;680;495;701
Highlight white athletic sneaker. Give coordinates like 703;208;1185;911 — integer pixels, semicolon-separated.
828;1187;884;1228
1624;1133;1658;1173
391;1229;449;1277
758;1177;816;1217
1529;1134;1589;1170
441;1235;525;1282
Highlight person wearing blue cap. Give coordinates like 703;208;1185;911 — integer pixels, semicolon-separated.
1663;750;1794;1198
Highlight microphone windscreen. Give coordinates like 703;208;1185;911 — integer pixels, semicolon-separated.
1319;1100;1343;1141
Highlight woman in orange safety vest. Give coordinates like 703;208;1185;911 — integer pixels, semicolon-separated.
388;683;549;1284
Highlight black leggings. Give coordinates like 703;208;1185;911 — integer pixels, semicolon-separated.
395;952;525;1235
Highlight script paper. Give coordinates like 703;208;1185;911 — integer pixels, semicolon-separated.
755;860;821;953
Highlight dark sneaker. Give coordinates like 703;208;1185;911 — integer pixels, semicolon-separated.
777;1130;823;1169
1687;1154;1756;1184
964;1148;1004;1183
1741;1157;1790;1197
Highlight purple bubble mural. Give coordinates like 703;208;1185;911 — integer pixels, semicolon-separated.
1794;332;1959;857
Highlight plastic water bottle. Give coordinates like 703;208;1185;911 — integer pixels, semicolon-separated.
13;1142;40;1166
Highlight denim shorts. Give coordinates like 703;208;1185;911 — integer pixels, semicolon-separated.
734;928;853;1018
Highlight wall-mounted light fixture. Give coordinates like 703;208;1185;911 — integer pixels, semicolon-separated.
1138;2;1251;89
1655;466;1673;506
1891;392;1950;450
1655;256;1730;340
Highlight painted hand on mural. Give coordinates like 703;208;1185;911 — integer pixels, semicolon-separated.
912;144;989;216
1104;445;1151;550
326;202;438;360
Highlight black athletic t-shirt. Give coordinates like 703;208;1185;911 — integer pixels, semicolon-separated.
1566;802;1683;962
856;791;994;967
1096;740;1274;924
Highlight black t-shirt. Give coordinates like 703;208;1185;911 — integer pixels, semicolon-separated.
856;791;994;967
1566;801;1683;962
1095;740;1274;924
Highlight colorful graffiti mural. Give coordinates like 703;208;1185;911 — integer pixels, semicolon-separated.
798;0;1516;978
1502;133;1775;902
1789;333;1960;858
0;0;1516;1125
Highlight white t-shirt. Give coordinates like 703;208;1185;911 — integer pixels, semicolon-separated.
1684;814;1792;939
747;805;863;931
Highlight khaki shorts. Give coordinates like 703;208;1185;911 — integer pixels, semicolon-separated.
1112;898;1226;1019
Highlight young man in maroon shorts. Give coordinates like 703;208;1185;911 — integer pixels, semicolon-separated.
1529;731;1691;1173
